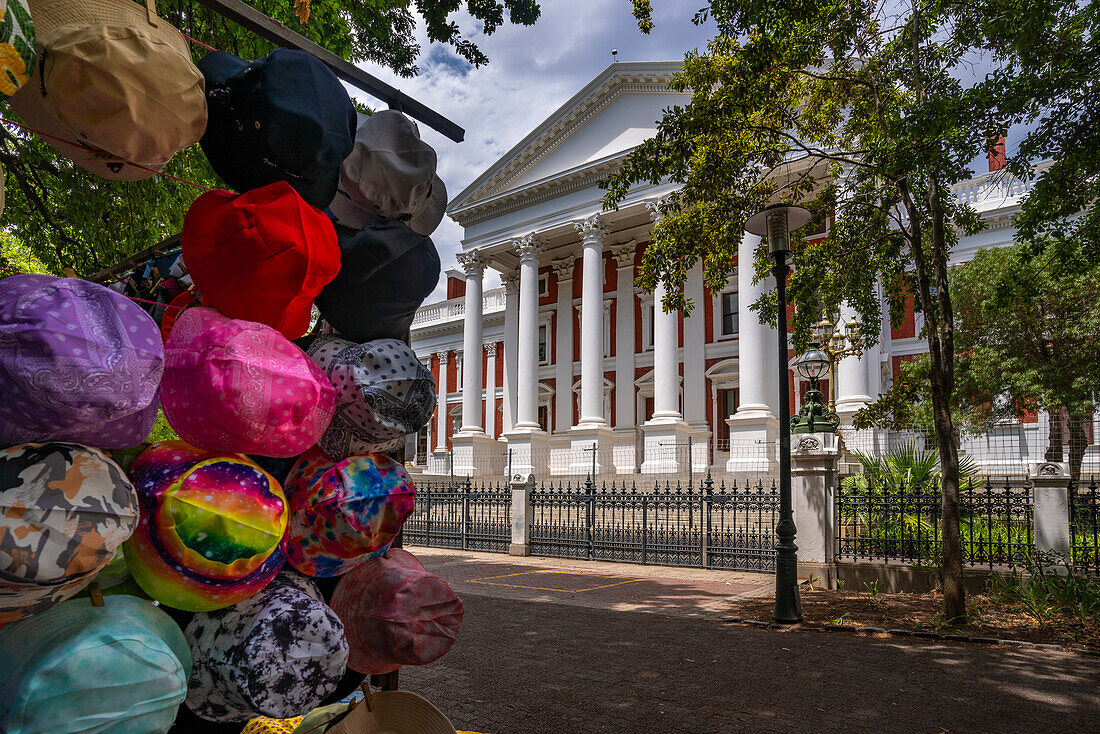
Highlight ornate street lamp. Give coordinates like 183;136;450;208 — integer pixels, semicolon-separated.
811;315;866;412
791;343;839;434
745;202;810;624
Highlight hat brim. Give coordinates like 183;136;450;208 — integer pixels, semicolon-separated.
409;175;447;236
328;186;373;230
196;50;250;88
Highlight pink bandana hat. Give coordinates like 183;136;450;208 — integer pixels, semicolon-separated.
162;308;337;457
283;447;415;577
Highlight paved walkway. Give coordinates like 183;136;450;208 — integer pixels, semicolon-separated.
400;548;1100;733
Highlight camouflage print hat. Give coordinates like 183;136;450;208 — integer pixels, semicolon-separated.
0;443;139;625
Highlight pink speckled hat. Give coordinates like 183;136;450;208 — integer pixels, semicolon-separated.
161;308;337;457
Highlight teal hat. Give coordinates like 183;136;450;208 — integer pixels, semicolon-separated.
0;595;192;734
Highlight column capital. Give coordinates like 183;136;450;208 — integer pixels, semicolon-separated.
573;214;607;244
456;250;487;277
435;350;449;364
500;269;520;293
485;342;499;357
512;233;544;262
611;240;636;268
550;257;575;282
645;196;672;223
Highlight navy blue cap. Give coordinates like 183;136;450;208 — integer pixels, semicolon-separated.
198;49;356;210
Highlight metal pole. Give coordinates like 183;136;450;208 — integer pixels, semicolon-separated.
771;253;802;623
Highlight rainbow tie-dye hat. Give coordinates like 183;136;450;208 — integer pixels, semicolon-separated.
123;441;288;611
283;447;415;577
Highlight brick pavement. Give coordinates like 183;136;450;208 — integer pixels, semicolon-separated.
400;548;1100;733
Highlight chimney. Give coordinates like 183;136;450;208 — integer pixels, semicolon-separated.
445;267;465;299
988;135;1006;172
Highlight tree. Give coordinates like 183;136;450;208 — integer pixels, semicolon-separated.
0;0;541;277
606;0;1069;621
865;245;1100;480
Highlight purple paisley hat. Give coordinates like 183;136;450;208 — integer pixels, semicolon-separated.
0;275;164;448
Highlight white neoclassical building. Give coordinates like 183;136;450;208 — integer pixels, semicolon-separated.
408;61;1093;479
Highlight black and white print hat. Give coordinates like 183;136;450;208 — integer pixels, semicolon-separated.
184;570;349;723
307;336;437;460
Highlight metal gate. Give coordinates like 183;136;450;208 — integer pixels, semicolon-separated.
403;480;511;553
530;477;779;571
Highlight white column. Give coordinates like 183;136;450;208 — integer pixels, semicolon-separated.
734;232;776;417
575;214;609;427
640;199;690;474
501;271;519;434
727;231;778;474
457;251;487;434
683;261;709;469
434;351;449;451
514;234;543;431
835;301;874;419
551;257;575;433
485;343;498;439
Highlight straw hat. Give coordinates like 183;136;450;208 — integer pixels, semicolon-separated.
9;0;206;181
293;686;456;734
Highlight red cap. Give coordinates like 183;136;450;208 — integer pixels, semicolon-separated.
182;182;340;339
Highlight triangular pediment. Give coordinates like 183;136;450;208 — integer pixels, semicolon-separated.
448;61;687;219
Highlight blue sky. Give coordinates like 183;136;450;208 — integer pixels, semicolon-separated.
351;1;716;300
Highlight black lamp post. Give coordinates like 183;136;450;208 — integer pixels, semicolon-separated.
745;202;811;624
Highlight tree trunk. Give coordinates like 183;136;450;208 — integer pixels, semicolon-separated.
1045;409;1064;463
1068;414;1088;482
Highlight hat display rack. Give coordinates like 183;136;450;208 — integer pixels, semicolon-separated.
0;0;466;730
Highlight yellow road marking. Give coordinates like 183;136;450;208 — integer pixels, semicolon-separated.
467;570;644;593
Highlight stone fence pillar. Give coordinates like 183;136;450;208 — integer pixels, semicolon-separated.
510;473;534;556
1029;461;1072;569
791;433;840;586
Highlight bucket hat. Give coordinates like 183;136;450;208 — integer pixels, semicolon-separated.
293;686;456;734
185;570;349;723
199;48;356;209
331;549;463;675
0;0;36;97
306;336;436;460
182;182;340;339
314;219;440;342
0;443;139;625
0;275;164;448
123;441;288;612
283;447;415;577
161;307;337;457
329;110;447;236
9;0;206;180
0;594;191;734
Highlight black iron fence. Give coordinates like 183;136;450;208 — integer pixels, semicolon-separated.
835;478;1034;568
402;479;511;553
1070;478;1100;574
529;476;779;571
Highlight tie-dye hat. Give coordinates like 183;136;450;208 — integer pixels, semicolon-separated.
306;336;436;460
0;275;163;448
0;443;139;625
283;447;415;577
330;550;463;675
0;595;191;734
123;441;288;611
185;571;348;723
161;307;337;458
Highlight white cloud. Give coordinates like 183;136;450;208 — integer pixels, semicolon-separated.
349;1;714;301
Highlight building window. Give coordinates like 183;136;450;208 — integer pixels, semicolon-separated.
721;292;738;336
449;405;462;436
604;301;612;357
718;388;739;445
537;404;550;432
538;274;549;297
416;424;428;464
642;301;655;350
538;323;549;364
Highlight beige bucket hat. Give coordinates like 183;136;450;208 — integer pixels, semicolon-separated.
330;110;447;236
9;0;206;180
293;685;457;734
